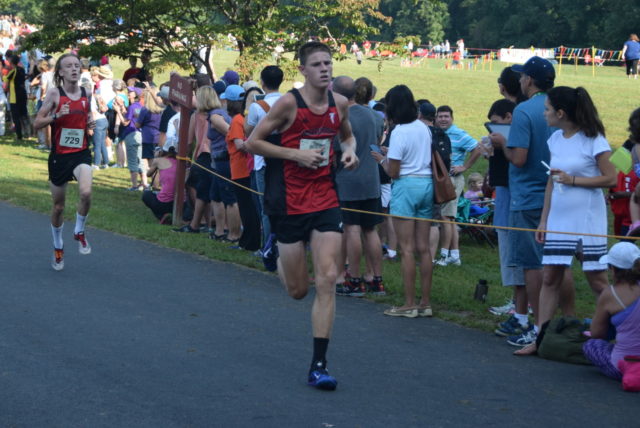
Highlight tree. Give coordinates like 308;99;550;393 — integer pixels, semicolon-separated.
24;0;389;81
377;0;449;44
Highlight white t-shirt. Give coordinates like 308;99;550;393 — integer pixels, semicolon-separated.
246;92;282;170
165;112;181;149
387;119;432;176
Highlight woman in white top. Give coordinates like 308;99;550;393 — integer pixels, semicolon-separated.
517;86;616;355
372;85;434;318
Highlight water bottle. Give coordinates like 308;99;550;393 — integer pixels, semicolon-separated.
473;279;488;302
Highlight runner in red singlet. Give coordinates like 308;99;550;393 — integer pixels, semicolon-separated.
246;42;358;390
34;53;96;271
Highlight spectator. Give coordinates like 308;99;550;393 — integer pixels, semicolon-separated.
435;105;482;266
244;65;284;247
114;86;144;190
122;56;141;82
490;56;556;349
371;85;434;318
527;86;617;355
142;145;180;224
136;89;163;186
626;108;640;236
621;34;640;80
156;85;177;149
609;140;637;237
225;85;261;251
464;172;489;217
333;76;385;297
583;242;640;380
3;54;27;140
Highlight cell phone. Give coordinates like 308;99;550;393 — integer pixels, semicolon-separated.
484;122;511;139
370;144;382;154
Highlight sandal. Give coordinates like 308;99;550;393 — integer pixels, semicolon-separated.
209;231;228;241
383;307;418;318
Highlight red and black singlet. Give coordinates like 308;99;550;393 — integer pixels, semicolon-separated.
264;89;341;216
51;87;90;155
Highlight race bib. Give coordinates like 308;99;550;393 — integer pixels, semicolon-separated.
60;128;84;149
299;138;330;167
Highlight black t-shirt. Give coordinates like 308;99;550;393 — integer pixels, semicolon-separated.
158;105;177;133
488;148;509;187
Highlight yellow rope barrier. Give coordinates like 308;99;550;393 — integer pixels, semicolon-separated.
178;155;639;242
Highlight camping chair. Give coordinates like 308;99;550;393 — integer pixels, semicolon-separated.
455;196;496;248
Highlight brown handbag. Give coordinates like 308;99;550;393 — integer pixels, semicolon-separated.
432;150;456;204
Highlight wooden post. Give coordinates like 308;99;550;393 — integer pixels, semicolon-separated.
168;73;194;226
559;45;563;75
592;46;596;77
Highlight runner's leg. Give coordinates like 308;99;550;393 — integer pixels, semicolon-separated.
277;240;309;299
309;230;340;338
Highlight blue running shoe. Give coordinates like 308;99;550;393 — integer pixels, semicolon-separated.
495;315;529;337
262;233;278;272
308;368;337;391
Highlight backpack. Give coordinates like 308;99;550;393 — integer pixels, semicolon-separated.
537;317;591;365
429;125;452;172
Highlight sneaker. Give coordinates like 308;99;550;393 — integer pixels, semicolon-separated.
52;248;64;271
383;307;418;318
336;277;365;297
172;224;199;233
74;232;91;255
418;306;433;317
447;257;461;266
434;256;449;266
489;299;515;316
507;325;537;347
261;233;278;272
383;253;398;261
365;277;386;296
308;365;337;391
495;315;529;337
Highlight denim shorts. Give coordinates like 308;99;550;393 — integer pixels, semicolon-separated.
209;159;237;206
390;176;433;219
507;208;543;269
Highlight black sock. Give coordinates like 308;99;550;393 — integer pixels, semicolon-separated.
311;337;329;370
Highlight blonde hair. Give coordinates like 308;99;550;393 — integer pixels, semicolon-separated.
195;86;221;112
467;172;484;187
143;90;164;114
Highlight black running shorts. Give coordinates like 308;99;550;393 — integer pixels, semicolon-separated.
48;149;92;187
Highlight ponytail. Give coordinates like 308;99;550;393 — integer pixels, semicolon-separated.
628;107;640;144
574;87;605;138
547;86;605;138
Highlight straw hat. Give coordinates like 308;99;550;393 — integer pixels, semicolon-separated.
96;65;113;79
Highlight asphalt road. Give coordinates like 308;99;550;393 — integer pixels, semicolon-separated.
0;202;636;427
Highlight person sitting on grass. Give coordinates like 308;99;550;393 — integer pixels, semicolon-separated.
142;144;181;224
625;108;640;237
583;242;640;381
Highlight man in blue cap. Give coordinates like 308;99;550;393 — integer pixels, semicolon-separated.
490;56;556;349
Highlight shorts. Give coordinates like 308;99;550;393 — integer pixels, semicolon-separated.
209;159;237;206
380;183;391;208
142;143;155;160
270;207;343;244
497;229;525;286
48;149;92;187
507;208;543;270
340;198;383;230
191;153;212;202
440;174;464;217
390;176;433;219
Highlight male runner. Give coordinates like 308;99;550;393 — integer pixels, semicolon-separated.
245;41;358;390
34;53;95;271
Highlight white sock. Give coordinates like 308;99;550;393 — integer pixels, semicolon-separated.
534;325;540;334
514;313;529;327
51;223;64;249
450;249;460;259
440;248;449;258
387;249;397;258
75;213;87;234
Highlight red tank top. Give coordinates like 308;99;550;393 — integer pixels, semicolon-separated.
52;87;90;155
279;89;341;215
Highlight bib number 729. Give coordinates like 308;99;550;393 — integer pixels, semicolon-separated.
60;128;84;149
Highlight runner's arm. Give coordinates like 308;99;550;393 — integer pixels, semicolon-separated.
245;94;324;169
34;88;59;130
336;97;358;170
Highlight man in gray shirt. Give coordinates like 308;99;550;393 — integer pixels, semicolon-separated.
332;75;385;296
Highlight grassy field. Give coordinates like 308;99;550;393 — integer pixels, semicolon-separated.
0;51;632;331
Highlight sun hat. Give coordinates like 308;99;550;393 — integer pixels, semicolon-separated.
599;242;640;269
242;80;259;92
157;86;170;100
221;70;239;85
511;56;555;83
96;65;113;79
220;84;245;101
127;86;143;97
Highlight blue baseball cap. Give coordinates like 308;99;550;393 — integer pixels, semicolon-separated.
212;80;226;96
512;56;555;83
222;70;239;85
221;84;245;101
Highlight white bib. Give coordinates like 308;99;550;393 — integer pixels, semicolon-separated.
59;128;84;149
299;138;330;167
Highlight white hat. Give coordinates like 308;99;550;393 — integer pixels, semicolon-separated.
599;242;640;269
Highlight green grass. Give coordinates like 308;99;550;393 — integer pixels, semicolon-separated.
1;51;627;331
